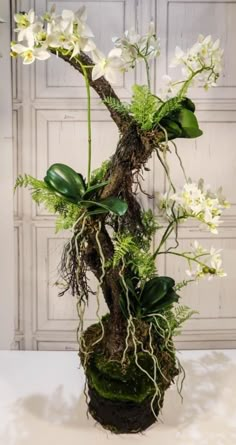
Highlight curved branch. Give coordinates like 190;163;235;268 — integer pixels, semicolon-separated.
56;51;132;133
56;51;164;200
55;50;164;355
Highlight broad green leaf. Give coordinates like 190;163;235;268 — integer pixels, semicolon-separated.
44;163;86;202
176;108;203;138
181;126;203;138
181;97;195;112
149;290;179;312
160;119;183;141
141;276;175;307
80;197;128;216
82;181;109;199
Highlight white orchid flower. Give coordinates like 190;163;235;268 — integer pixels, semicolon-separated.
70;37;96;57
159;181;229;234
170;35;223;90
14;9;35;29
45;6;95;56
57;8;94;39
113;22;160;69
11;42;50;64
170;46;185;67
160;74;180;99
14;9;43;47
185;242;226;281
74;7;94;38
91;48;124;83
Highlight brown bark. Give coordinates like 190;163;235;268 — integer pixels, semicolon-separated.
56;51;163;355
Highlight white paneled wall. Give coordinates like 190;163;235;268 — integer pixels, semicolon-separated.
12;0;236;350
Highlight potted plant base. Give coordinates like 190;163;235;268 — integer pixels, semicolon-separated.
80;316;179;433
88;387;161;433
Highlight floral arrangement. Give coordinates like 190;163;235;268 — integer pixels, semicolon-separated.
12;6;229;434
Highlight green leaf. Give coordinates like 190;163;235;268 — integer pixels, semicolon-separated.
181;97;195;112
82;181;109;199
176;108;203;138
140;275;180;315
44;163;86;203
153;290;180;311
159;119;183;141
141;276;175;306
155;96;183;123
103;97;130;117
130;84;161;130
86;208;109;216
80;197;128;216
182;126;203;138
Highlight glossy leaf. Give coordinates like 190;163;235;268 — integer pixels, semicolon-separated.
176;108;203;138
120;275;179;320
160;119;182;140
80;197;128;216
181;97;195;112
44;163;86;202
141;276;175;306
82;181;109;199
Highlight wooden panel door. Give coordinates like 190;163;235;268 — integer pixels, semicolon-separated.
12;0;236;350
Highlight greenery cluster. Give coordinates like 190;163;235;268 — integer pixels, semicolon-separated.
15;174;81;232
129;85;162;130
113;232;156;281
103;85;202;141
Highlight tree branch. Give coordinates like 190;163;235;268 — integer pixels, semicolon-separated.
55;51;132;133
56;51;163;200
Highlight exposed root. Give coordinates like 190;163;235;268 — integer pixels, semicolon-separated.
117;267;174;419
91;285;105;347
171;140;188;182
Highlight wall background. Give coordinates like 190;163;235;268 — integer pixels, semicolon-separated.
0;1;15;349
10;0;236;350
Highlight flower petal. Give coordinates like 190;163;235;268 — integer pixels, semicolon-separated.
92;63;104;81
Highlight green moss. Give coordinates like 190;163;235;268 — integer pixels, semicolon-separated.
85;350;175;403
81;316;179;405
87;354;156;403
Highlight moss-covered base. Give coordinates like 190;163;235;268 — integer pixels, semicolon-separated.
88;385;163;434
80;316;180;434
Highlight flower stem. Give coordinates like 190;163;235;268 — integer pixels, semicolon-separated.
156;250;208;268
152;215;186;259
153;222;175;259
80;63;92;188
144;57;151;90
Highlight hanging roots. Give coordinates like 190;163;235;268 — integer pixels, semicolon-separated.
57;211;185;421
75;221;107;370
117;262;182;419
58;216;95;301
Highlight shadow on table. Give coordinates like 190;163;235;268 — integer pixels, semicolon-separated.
4;350;236;441
162;350;236;428
17;386;91;428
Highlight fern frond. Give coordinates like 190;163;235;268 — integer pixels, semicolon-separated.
113;232;156;280
15;173;80;229
155;96;183;123
55;204;81;233
130;85;162;131
130;250;156;281
90;159;111;185
113;234;136;267
171;305;198;336
14;174;47;193
103;97;130;117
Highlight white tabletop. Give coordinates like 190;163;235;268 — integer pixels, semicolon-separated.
0;350;235;445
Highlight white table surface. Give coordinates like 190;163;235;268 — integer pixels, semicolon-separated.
0;350;236;445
